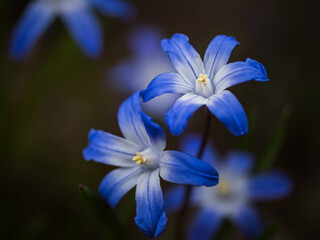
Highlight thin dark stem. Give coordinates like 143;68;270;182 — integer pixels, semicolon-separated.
175;109;212;239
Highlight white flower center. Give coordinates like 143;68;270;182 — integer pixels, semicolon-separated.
195;73;214;98
132;152;146;165
197;74;208;85
132;148;161;170
217;179;231;197
196;173;249;216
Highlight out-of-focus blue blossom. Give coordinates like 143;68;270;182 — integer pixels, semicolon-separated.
165;135;292;240
108;26;178;117
142;34;269;136
10;0;135;59
83;92;219;238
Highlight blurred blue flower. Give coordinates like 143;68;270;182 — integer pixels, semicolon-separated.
108;26;178;117
83;92;219;238
142;34;269;136
165;135;292;240
10;0;135;59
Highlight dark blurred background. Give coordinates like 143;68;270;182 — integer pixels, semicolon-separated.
1;0;319;239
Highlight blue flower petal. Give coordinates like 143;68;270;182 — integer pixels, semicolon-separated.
61;9;103;57
206;90;248;136
164;185;186;213
166;93;207;135
204;35;239;80
90;0;136;20
179;134;219;166
10;1;54;59
248;171;293;200
99;167;144;207
135;170;167;238
142;72;193;102
161;34;205;85
118;91;166;150
213;58;269;94
83;129;139;167
223;151;254;175
159;151;219;186
187;208;223;240
231;206;263;238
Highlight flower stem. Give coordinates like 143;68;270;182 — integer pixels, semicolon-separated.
175;109;212;239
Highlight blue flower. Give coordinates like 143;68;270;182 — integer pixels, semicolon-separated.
142;34;269;136
10;0;135;59
83;92;219;238
165;135;292;240
108;25;178;117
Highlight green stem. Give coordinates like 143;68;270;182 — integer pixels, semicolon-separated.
175;109;212;239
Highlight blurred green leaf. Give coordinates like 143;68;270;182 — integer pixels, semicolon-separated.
257;107;291;171
78;184;125;240
256;222;280;240
236;107;259;150
214;220;233;240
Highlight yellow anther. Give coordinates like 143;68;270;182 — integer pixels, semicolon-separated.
197;74;208;85
217;180;230;196
132;152;146;165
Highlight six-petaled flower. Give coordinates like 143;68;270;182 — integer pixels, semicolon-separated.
165;135;292;240
142;34;269;136
83;92;219;238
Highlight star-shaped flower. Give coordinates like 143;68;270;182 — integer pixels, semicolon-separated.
165;135;292;240
83;92;219;238
142;34;269;136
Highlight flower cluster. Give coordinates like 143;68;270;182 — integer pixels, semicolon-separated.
81;31;290;238
10;1;293;239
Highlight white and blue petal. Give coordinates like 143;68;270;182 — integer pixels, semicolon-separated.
204;35;239;80
99;166;144;207
159;151;219;186
90;0;136;20
180;134;219;166
61;8;103;57
223;151;254;175
231;206;263;238
142;72;193;102
213;58;269;94
161;34;205;84
118;91;166;150
83;129;139;167
135;170;167;238
10;1;54;59
166;93;207;135
206;90;248;136
187;208;223;240
248;171;292;200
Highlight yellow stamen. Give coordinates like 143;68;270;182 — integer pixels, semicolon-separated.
197;74;208;85
217;180;230;196
132;152;146;165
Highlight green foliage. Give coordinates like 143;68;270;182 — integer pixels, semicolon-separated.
257;107;291;171
78;184;125;240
